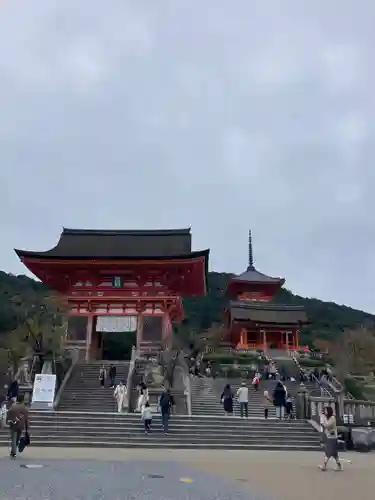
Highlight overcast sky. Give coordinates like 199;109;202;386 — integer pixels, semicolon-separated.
0;1;374;312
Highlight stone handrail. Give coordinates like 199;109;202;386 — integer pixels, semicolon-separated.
343;399;375;422
303;394;375;426
125;345;138;411
290;351;333;397
53;349;79;409
183;372;192;416
308;395;336;422
310;372;332;397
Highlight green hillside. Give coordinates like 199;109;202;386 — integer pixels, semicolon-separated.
1;270;374;346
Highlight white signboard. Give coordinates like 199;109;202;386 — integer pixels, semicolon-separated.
96;316;137;332
31;374;57;408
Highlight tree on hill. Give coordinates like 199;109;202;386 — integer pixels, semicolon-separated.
0;285;67;376
1;269;375;351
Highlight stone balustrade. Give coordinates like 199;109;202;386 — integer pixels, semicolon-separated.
299;393;375;426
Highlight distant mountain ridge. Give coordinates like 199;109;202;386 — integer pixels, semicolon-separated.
1;270;374;345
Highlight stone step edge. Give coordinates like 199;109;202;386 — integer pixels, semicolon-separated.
0;441;321;450
49;410;305;420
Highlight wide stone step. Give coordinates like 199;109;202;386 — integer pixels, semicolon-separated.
0;437;320;450
0;433;318;445
23;413;312;427
14;428;317;440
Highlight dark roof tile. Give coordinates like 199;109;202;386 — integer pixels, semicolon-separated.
15;227;208;260
229;300;308;324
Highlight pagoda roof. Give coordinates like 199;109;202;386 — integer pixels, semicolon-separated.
231;265;284;285
15;227;209;261
228;230;284;286
229;301;308;325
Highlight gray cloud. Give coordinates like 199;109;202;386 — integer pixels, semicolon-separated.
0;0;374;311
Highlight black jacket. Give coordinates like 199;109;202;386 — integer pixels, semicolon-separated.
273;385;286;407
7;380;19;399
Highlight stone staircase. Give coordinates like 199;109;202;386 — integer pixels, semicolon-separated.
191;377;277;418
0;410;321;450
0;357;322;451
58;361;130;412
271;357;326;397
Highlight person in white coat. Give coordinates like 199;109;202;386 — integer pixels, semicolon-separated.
136;383;149;412
114;381;127;413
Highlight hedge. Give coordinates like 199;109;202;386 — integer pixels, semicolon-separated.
204;352;259;364
298;358;326;368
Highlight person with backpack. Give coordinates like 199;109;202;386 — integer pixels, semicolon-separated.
252;373;260;391
159;388;172;434
6;394;29;459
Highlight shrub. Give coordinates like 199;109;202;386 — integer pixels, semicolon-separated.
344;378;366;400
204;352;257;364
298;358;326;368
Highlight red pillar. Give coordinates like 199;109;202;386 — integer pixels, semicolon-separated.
296;329;300;349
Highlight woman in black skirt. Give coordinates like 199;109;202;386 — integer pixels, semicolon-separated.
220;384;234;416
320;406;342;471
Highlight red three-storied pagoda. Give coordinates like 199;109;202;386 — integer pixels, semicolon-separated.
15;228;209;360
224;230;308;352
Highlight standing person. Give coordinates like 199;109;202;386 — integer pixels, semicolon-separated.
252;373;260;391
109;364;117;388
113;380;127;413
6;394;29;459
273;381;286;420
320;406;342;471
7;378;19;404
220;384;234;416
270;363;277;380
141;401;152;434
136;382;149;412
236;382;249;419
159;387;172;434
99;365;106;387
263;389;272;419
0;397;7;429
285;394;294;419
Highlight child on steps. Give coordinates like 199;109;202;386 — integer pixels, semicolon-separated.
141;401;152;434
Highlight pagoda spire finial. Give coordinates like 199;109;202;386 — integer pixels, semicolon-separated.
247;229;254;270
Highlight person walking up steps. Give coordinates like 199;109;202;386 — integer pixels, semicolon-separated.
273;381;286;420
159;387;172;435
252;373;260;391
141;401;153;434
263;389;272;419
221;384;234;416
99;365;106;387
109;364;117;388
236;382;249;418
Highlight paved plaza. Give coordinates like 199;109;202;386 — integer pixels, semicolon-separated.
0;447;374;500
